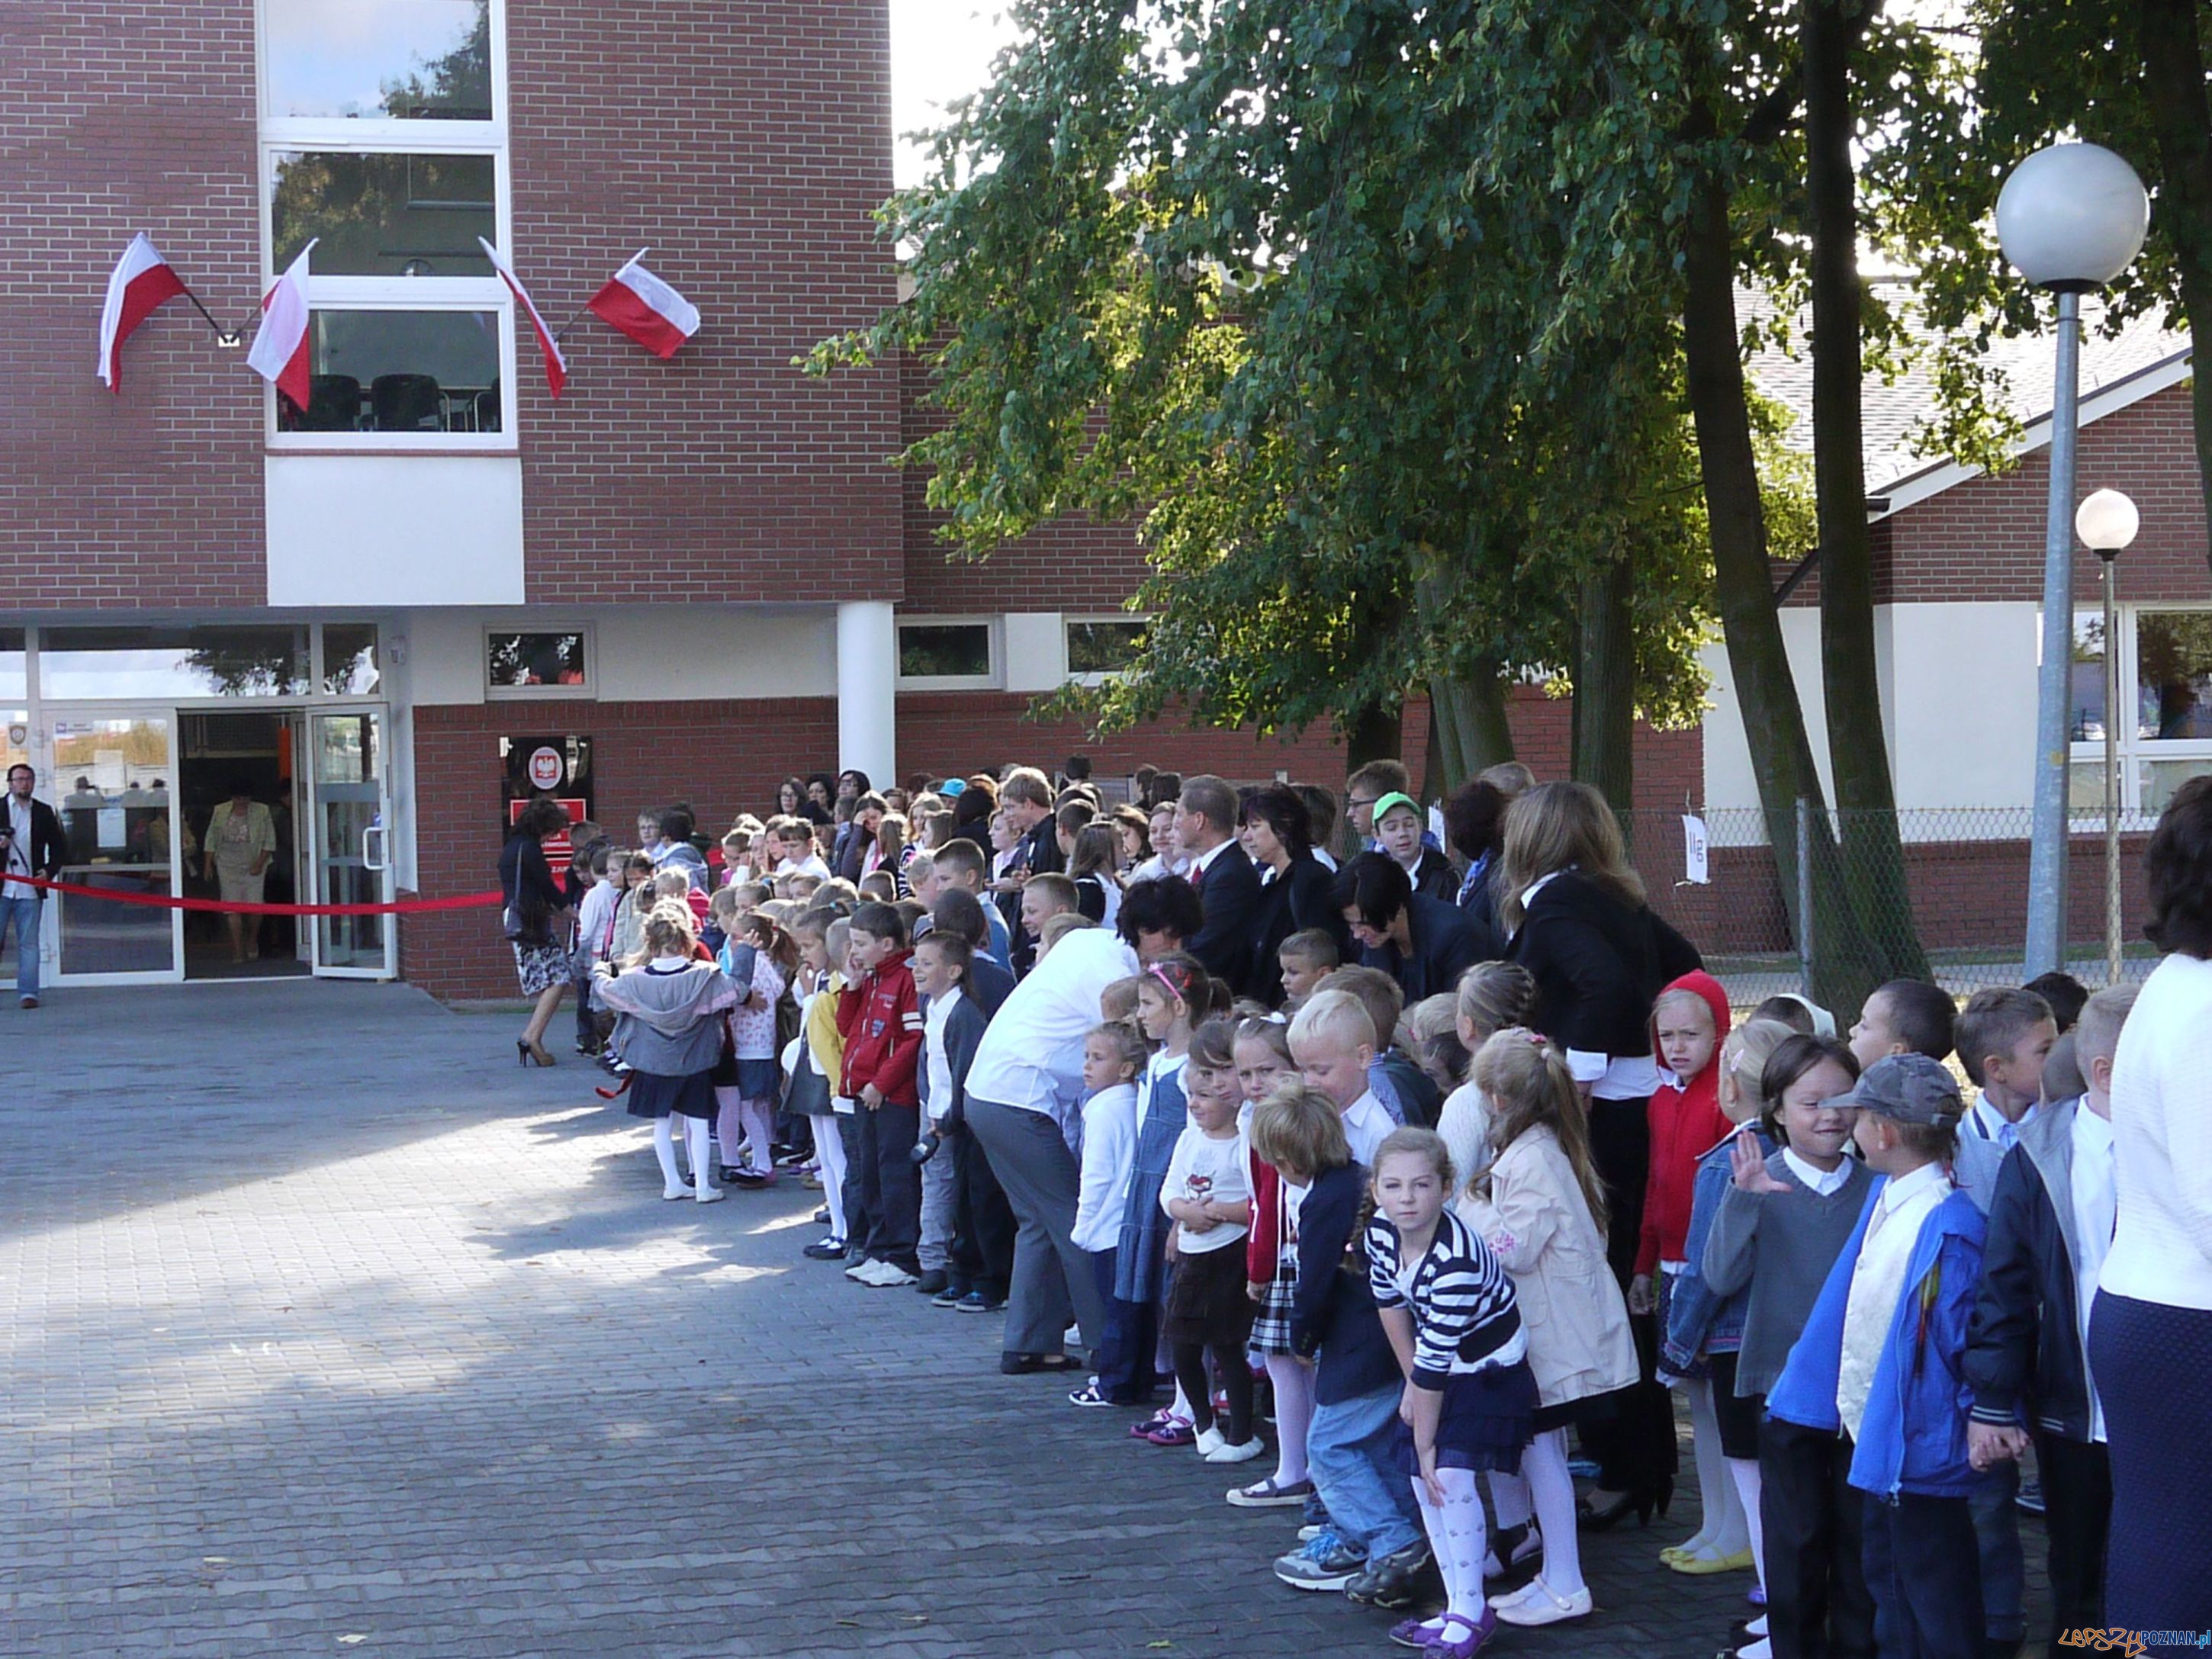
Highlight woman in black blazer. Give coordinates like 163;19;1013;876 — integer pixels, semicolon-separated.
1332;851;1497;1005
1238;785;1348;1006
1499;780;1700;1526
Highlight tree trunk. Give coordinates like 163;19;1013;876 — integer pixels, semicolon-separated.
1803;0;1929;1005
1427;661;1516;795
2137;0;2212;575
1682;168;1863;1007
1346;702;1403;773
1571;558;1637;814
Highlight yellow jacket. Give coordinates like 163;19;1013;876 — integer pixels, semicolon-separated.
803;972;847;1085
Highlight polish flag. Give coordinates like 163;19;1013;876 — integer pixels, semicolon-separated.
587;252;700;358
248;240;317;412
96;233;188;393
477;237;567;398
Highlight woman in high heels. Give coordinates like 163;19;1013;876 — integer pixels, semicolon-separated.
501;796;574;1066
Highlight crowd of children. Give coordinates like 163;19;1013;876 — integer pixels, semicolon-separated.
526;761;2162;1659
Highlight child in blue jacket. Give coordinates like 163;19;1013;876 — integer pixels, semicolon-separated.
1765;1053;1987;1659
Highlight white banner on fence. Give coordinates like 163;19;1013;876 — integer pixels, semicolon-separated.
1683;814;1710;885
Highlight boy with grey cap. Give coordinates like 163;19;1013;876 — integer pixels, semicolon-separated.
1766;1053;1990;1659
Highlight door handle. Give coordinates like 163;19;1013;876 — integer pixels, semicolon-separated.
362;824;387;873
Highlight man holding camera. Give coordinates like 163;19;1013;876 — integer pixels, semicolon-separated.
2;763;68;1008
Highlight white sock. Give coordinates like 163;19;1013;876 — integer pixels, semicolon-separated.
1265;1354;1313;1487
1487;1470;1533;1530
1738;1641;1772;1659
688;1117;717;1198
653;1115;685;1191
1522;1429;1587;1600
1726;1455;1766;1593
1685;1379;1748;1557
1432;1467;1490;1623
817;1114;849;1239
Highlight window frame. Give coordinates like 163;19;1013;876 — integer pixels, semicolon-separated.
2067;600;2212;826
483;625;596;699
895;616;1002;691
258;0;507;130
258;0;515;452
1061;613;1151;686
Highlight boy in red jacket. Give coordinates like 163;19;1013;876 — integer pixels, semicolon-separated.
841;902;927;1287
1633;968;1748;1575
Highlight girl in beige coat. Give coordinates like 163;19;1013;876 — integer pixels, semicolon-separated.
1457;1030;1639;1629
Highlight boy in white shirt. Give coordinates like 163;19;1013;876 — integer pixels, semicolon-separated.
1069;1021;1149;1407
1288;990;1394;1165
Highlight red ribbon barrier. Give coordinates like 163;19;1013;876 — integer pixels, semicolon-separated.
0;874;503;918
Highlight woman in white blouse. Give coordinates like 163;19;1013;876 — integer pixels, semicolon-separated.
2090;775;2212;1640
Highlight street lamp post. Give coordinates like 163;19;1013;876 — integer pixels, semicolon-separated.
1996;142;2150;977
2076;487;2140;980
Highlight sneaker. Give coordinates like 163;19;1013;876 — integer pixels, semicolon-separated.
1272;1526;1366;1592
1227;1477;1314;1509
1195;1426;1227;1457
1482;1519;1542;1580
844;1259;878;1281
802;1237;847;1261
661;1184;695;1201
1297;1524;1324;1542
1146;1419;1197;1448
955;1291;1005;1313
1492;1580;1593;1627
2014;1478;2046;1516
931;1286;966;1309
18;997;37;1010
866;1262;919;1288
1345;1538;1437;1609
1130;1410;1175;1440
724;1167;774;1189
1204;1436;1266;1465
914;1269;950;1295
1567;1457;1602;1480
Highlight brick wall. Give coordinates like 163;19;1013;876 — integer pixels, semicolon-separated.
1882;383;2212;606
0;0;265;606
508;1;903;605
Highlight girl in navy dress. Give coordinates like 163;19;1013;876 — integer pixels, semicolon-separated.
1368;1125;1537;1658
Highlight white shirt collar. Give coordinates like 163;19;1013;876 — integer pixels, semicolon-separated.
1518;870;1561;909
1190;838;1233;875
2072;1101;2114;1159
1969;1095;2036;1146
1782;1147;1854;1196
1879;1159;1951;1214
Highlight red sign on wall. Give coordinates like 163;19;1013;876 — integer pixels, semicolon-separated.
510;796;590;863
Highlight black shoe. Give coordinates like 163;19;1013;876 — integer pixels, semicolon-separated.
914;1269;950;1294
812;1207;831;1225
1343;1538;1437;1609
931;1284;966;1308
1000;1352;1083;1375
802;1238;847;1261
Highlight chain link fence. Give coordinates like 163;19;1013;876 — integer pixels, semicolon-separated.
1622;805;2157;1011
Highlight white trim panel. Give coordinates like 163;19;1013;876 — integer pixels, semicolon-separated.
266;455;524;606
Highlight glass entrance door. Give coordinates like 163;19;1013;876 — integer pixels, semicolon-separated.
307;709;394;976
49;713;182;982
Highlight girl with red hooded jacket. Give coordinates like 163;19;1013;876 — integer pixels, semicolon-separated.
1632;969;1752;1576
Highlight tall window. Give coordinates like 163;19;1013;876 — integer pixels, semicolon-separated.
2069;605;2212;818
259;0;513;449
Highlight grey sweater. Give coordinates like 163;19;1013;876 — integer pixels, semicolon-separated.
1701;1151;1873;1397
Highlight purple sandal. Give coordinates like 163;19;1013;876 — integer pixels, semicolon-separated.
1389;1616;1445;1649
1420;1610;1497;1659
1144;1417;1196;1447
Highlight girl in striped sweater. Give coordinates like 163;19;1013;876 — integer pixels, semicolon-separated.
1368;1126;1538;1658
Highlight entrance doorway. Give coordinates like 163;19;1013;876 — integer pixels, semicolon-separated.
178;712;307;979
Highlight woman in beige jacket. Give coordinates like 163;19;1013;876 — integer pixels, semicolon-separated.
1456;1030;1638;1629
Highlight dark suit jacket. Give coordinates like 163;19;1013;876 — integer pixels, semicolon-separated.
1185;841;1265;995
1358;892;1493;1006
1406;845;1459;904
966;955;1016;1017
1506;870;1700;1060
2;798;67;884
1249;854;1351;1007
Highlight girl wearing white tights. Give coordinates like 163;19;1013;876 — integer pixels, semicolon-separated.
1228;1018;1313;1508
1368;1127;1538;1659
790;915;853;1257
593;904;741;1203
1458;1029;1640;1628
713;914;796;1187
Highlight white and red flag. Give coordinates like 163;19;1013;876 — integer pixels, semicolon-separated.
95;233;188;393
587;251;699;358
477;237;567;398
247;240;317;412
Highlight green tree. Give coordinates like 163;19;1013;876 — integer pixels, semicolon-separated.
808;0;1719;802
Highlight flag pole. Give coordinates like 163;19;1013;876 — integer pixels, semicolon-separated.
551;248;651;342
173;281;242;346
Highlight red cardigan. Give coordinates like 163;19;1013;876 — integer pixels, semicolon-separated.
1637;969;1734;1276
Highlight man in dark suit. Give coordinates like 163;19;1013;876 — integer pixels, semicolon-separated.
2;764;69;1008
1332;850;1495;1006
1175;774;1263;995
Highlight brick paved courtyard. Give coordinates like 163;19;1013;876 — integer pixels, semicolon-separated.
0;983;2039;1658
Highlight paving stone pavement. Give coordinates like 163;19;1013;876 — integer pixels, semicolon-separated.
2;983;2046;1658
